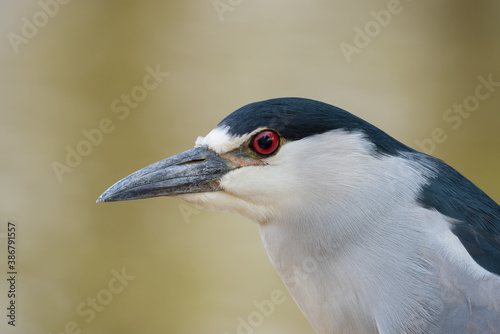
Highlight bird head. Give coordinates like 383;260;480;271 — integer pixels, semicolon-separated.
97;97;500;333
97;97;414;224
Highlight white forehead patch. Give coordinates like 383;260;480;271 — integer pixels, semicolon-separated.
195;126;256;154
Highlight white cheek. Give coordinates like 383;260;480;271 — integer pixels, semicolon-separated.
220;165;297;203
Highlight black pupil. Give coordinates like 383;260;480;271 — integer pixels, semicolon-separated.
257;135;273;149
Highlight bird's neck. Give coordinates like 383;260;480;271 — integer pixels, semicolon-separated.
258;203;445;334
255;149;451;334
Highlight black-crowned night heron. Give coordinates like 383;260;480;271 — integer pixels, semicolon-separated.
97;98;500;333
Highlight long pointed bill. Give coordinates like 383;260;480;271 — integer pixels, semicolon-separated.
96;146;239;203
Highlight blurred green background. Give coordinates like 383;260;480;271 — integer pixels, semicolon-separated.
1;1;499;333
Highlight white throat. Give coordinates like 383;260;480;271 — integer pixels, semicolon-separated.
253;133;436;333
179;130;497;333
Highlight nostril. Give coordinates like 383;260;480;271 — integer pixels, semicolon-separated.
178;158;206;165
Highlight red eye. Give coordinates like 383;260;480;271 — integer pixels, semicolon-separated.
251;130;280;156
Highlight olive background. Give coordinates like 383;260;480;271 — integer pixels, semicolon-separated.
1;1;499;333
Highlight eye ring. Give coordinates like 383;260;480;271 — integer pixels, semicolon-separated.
251;130;280;156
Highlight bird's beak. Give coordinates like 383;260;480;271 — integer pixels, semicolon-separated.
96;146;240;203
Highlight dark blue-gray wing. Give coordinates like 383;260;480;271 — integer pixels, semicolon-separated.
418;157;500;276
